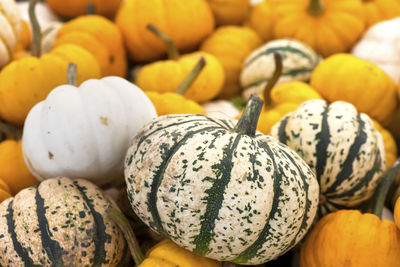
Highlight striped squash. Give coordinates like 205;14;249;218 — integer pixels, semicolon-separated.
0;0;21;68
125;95;319;264
270;100;386;215
0;177;127;266
240;39;321;101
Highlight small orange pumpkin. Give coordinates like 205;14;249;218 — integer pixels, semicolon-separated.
45;0;123;18
206;0;250;26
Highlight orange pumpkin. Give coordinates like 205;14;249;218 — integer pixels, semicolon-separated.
206;0;250;26
395;196;400;229
45;0;123;18
362;0;400;28
0;177;11;203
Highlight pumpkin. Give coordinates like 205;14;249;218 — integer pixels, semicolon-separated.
240;39;321;101
202;99;241;120
310;53;398;125
140;239;221;267
200;26;262;99
373;120;398;169
45;0;123;18
22;66;157;186
17;0;61;28
352;17;400;83
115;0;215;62
272;0;366;57
124;95;319;264
52;15;127;77
245;1;276;42
0;178;11;203
206;0;250;26
362;0;400;28
270;99;386;215
13;20;31;53
0;0;21;68
0;177;128;266
136;25;224;103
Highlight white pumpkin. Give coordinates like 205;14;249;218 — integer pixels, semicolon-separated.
17;1;61;29
352;17;400;83
0;0;21;68
202;99;240;120
22;76;157;186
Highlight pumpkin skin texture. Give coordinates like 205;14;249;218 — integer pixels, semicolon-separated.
115;0;215;62
373;120;397;169
136;52;225;103
22;76;157;186
362;0;400;28
0;178;11;203
125;112;319;264
272;0;365;57
140;239;221;267
245;1;275;42
240;39;322;101
0;140;38;196
206;0;250;26
0;0;21;68
0;177;127;266
201;26;262;99
0;44;101;125
202;99;240;120
45;0;123;18
53;15;127;77
13;20;31;53
270;100;386;215
310;53;398;125
300;210;400;267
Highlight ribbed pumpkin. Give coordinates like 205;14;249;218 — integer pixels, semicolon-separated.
0;177;127;266
115;0;215;62
362;0;400;28
201;26;262;99
125;95;319;264
45;0;123;18
270;99;386;215
245;0;276;42
240;39;321;101
13;20;31;54
310;53;398;125
0;0;21;68
206;0;250;26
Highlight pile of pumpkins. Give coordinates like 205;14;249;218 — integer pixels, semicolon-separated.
1;0;400;266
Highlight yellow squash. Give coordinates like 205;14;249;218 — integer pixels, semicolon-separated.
245;1;276;41
362;0;400;28
45;0;123;18
201;26;262;99
206;0;250;25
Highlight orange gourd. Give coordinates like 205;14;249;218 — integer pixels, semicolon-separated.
206;0;250;26
45;0;123;18
0;177;11;203
362;0;400;28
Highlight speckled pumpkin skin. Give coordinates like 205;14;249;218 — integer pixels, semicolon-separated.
0;177;127;266
125;114;319;264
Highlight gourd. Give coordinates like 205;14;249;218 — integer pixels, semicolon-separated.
136;25;224;103
115;0;215;62
240;39;321;101
270;99;386;215
45;0;123;18
362;0;400;28
0;177;127;266
22;64;157;186
245;0;276;42
310;53;398;125
0;0;21;68
206;0;250;26
0;178;11;203
124;95;319;264
202;99;241;120
352;17;400;83
200;26;262;99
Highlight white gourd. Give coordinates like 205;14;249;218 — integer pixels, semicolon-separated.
0;0;21;68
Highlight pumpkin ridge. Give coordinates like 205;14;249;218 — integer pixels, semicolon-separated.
5;200;40;266
315;103;330;185
204;115;234;130
192;134;242;256
35;187;65;266
73;181;108;266
147;126;223;235
277;115;290;144
325;114;368;194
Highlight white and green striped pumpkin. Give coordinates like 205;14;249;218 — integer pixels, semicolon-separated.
0;177;128;266
0;0;21;68
270;100;386;215
240;39;321;101
124;95;319;264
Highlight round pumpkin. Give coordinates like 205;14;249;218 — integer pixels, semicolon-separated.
0;177;11;203
200;26;262;99
115;0;215;62
125;95;319;264
362;0;400;28
0;177;127;266
0;0;21;68
244;0;275;42
206;0;250;26
45;0;123;18
270;99;386;215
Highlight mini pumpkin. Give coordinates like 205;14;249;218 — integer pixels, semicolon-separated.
45;0;123;18
206;0;250;26
362;0;400;28
244;1;276;42
0;0;21;68
0;178;11;203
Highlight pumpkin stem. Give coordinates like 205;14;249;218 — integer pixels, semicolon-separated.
107;206;145;266
147;24;180;60
175;57;206;95
0;121;22;140
263;53;283;108
233;94;264;137
371;158;400;219
29;0;42;57
67;63;78;86
307;0;325;16
85;3;96;14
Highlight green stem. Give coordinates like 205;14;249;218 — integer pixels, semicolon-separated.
85;3;96;14
307;0;325;16
147;24;180;60
0;121;22;140
29;0;42;57
67;63;77;86
233;94;264;137
175;57;206;95
370;158;400;219
107;206;145;266
263;53;283;108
